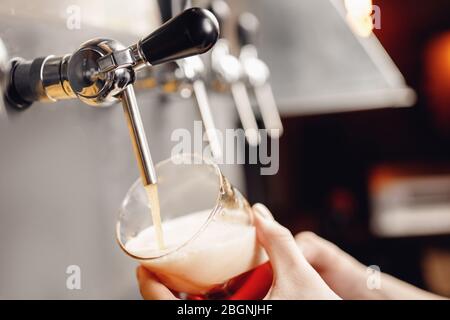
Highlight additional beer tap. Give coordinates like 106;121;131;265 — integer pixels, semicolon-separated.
237;12;284;139
156;0;223;159
3;8;219;187
209;0;260;146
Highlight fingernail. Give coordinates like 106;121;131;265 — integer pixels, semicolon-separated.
253;203;274;220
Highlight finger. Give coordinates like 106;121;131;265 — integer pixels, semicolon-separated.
136;266;178;300
252;203;306;278
294;232;358;272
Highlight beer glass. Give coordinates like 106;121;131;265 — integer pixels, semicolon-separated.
117;153;272;299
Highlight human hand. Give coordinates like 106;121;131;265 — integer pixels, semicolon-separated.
295;231;444;300
136;203;341;300
251;203;340;300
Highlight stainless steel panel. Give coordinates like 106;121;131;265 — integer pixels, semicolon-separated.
0;3;243;299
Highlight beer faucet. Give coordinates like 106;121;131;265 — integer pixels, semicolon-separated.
237;12;284;139
209;0;260;146
156;0;223;159
3;8;219;187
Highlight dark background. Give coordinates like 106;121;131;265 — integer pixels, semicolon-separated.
245;0;450;292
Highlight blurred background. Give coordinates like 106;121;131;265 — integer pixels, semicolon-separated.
0;0;449;298
245;0;450;297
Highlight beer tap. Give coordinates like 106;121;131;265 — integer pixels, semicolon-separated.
3;8;219;188
237;12;284;139
209;0;260;146
156;0;223;159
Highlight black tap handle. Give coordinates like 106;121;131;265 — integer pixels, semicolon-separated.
140;7;219;66
208;0;230;37
237;12;260;47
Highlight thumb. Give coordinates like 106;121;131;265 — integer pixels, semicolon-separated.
136;266;178;300
252;203;307;278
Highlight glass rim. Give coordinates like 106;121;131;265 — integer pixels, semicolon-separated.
116;153;225;261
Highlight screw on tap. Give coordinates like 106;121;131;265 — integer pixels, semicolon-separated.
237;12;284;139
209;0;261;147
155;2;223;159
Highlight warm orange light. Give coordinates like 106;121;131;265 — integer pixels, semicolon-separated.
344;0;374;37
345;0;373;17
424;32;450;134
